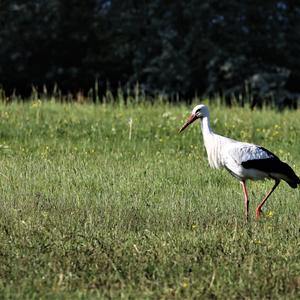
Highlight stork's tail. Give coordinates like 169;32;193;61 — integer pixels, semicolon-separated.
278;162;300;188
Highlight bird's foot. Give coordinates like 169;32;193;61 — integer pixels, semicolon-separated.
256;208;262;219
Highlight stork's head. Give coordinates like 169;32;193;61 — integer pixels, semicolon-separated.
179;104;209;133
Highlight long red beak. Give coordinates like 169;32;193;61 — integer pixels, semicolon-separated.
179;114;198;133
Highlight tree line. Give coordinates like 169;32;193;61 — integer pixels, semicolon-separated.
0;0;299;107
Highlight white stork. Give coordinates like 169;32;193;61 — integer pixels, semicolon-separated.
179;104;300;219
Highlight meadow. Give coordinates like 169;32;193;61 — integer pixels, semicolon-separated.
0;98;299;299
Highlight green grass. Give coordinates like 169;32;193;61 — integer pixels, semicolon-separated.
0;99;299;299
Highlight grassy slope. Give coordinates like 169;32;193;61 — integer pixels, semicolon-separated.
0;100;299;299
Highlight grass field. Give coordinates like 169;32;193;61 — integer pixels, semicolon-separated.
0;99;299;299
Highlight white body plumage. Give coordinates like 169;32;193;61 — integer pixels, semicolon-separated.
201;119;272;180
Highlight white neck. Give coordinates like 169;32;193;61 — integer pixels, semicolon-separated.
200;115;213;138
199;115;224;168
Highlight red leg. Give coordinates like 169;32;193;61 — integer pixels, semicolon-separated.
256;179;280;219
240;181;249;220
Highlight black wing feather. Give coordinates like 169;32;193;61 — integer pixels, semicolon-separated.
241;147;300;188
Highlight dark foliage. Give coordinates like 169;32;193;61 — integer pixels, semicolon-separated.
0;0;299;106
